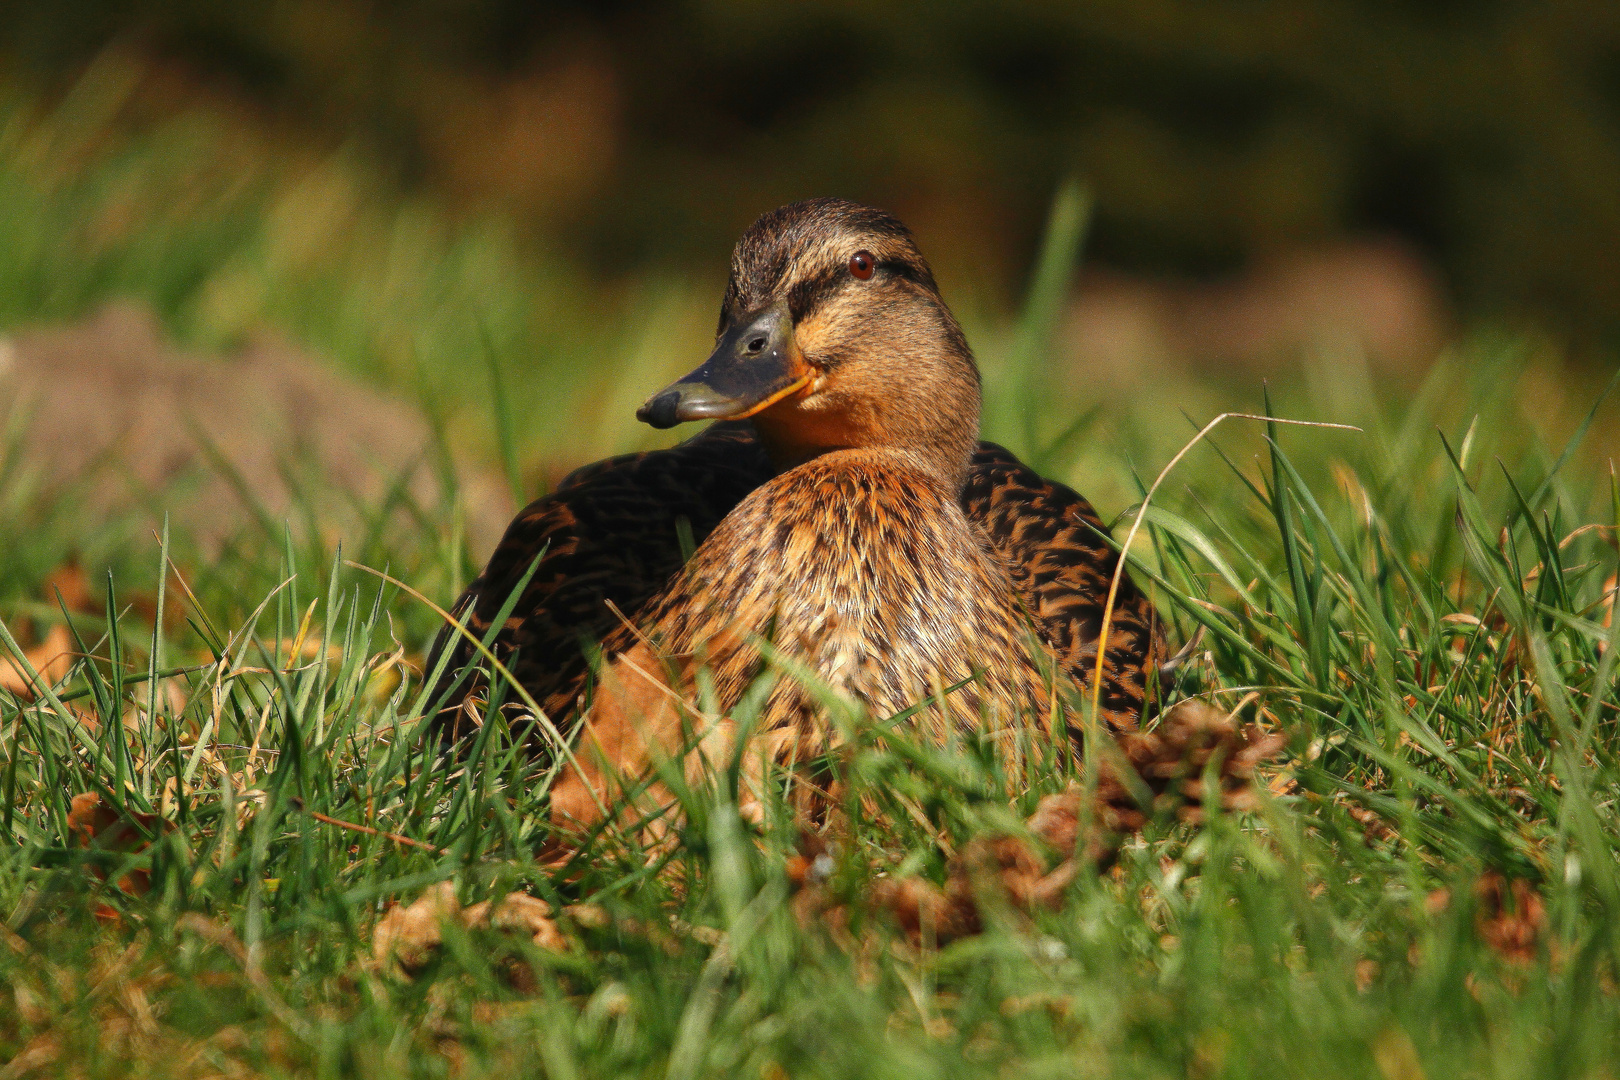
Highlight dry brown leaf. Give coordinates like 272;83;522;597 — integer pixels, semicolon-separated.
40;557;188;630
1345;799;1400;845
1425;872;1545;966
1473;872;1545;966
868;876;978;944
954;833;1078;914
42;562;97;615
0;1034;60;1080
844;794;1102;946
371;883;567;984
561;902;612;930
1025;788;1134;865
372;882;462;975
1116;700;1288;820
790;705;1287;950
462;892;568;952
1;623;75;698
862;834;1074;946
67;791;172;898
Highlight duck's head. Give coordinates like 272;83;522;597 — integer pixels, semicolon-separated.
638;198;981;493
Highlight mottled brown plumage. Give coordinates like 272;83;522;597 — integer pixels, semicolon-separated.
426;198;1166;826
428;428;1162;735
961;443;1164;739
622;448;1053;761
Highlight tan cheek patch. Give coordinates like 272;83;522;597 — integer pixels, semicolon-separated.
792;294;864;363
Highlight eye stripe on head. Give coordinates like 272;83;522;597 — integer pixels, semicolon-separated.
720;199;943;327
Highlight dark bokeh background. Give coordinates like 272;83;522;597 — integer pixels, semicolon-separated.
6;0;1620;350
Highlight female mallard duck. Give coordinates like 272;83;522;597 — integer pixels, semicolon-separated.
427;199;1165;823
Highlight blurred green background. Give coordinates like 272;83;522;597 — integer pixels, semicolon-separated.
1;0;1617;619
9;0;1620;343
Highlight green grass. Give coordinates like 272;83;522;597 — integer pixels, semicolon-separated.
3;67;1620;1079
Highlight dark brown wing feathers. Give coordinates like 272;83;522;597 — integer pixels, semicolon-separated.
425;427;1163;738
961;443;1164;733
424;422;769;730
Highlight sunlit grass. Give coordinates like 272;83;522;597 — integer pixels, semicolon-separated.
2;62;1620;1079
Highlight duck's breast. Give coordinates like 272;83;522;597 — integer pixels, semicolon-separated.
651;449;1043;724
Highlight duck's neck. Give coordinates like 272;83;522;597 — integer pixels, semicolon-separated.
753;400;979;495
750;328;984;495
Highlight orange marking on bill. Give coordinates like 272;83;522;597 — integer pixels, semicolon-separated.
731;373;813;419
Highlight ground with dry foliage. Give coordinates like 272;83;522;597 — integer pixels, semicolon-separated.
4;350;1616;1078
3;80;1620;1079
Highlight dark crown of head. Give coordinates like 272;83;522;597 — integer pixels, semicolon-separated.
722;198;937;320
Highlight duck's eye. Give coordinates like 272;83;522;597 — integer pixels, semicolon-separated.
848;251;875;280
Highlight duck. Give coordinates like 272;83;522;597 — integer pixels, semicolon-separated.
425;199;1165;824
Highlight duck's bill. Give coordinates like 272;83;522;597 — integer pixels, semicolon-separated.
637;302;812;429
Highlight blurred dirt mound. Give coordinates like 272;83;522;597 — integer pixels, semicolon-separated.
1063;239;1447;387
0;304;512;555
